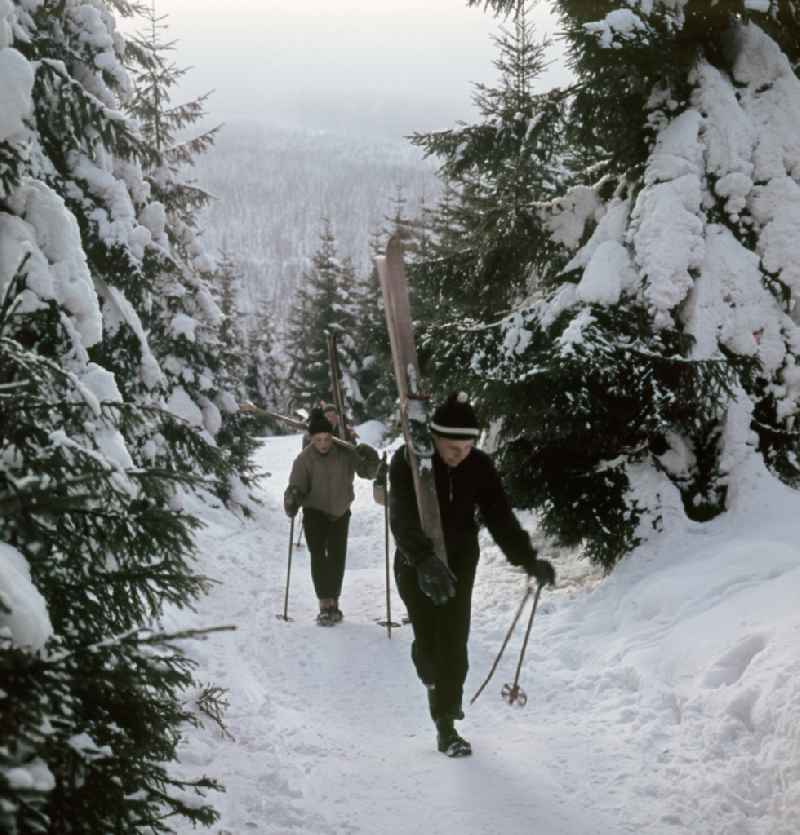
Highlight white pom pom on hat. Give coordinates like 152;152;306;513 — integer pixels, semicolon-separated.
430;391;480;439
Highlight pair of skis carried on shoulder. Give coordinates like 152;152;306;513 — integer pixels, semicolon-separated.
323;257;443;637
241;405;356;450
326;332;351;443
375;236;449;572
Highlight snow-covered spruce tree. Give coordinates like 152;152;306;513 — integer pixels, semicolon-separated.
212;248;263;484
446;0;800;568
410;0;565;321
1;2;224;830
215;248;248;404
335;255;367;419
354;230;398;421
0;281;222;832
126;1;255;504
285;218;360;414
244;296;283;411
407;181;456;330
283;281;312;412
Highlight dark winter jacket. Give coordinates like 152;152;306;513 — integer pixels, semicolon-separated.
388;445;536;573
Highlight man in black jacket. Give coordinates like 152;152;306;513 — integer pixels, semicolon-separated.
389;391;555;757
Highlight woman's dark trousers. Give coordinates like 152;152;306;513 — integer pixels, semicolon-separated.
303;508;351;600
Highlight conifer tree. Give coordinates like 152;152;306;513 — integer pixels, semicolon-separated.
285;219;359;414
284;282;314;411
1;1;224;830
245;296;283;411
336;255;367;419
127;0;221;231
354;230;397;421
408;183;455;329
215;249;248;403
210;248;264;492
125;0;249;503
446;0;800;568
411;1;565;320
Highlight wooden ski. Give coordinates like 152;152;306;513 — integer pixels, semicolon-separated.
326;332;350;442
375;235;448;567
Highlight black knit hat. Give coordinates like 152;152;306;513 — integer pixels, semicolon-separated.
308;408;334;436
430;391;480;440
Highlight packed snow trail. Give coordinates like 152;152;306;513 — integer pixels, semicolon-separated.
168;429;615;834
169;429;800;835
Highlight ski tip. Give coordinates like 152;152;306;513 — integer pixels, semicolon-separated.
386;234;404;258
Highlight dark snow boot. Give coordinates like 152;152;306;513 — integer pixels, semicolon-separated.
316;608;335;627
435;718;472;758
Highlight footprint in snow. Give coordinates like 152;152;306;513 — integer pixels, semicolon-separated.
702;633;767;689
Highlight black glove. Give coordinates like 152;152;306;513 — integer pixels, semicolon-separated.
372;458;388;506
416;555;457;606
283;486;301;518
373;459;388;488
527;556;556;587
355;443;380;477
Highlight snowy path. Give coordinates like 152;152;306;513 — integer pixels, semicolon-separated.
170;431;800;835
170;432;618;835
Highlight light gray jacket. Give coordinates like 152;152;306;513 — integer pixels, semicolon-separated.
287;443;375;519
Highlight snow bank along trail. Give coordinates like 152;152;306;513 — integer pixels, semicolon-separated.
171;431;800;835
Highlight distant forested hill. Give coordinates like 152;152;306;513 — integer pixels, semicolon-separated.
194;120;438;319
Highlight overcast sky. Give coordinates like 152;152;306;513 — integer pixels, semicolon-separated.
120;0;570;138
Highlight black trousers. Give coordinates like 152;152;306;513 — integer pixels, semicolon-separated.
303;508;350;601
394;553;477;719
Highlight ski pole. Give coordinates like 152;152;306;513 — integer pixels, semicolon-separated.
376;453;400;636
295;511;304;548
501;581;543;707
277;516;295;622
469;581;543;706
